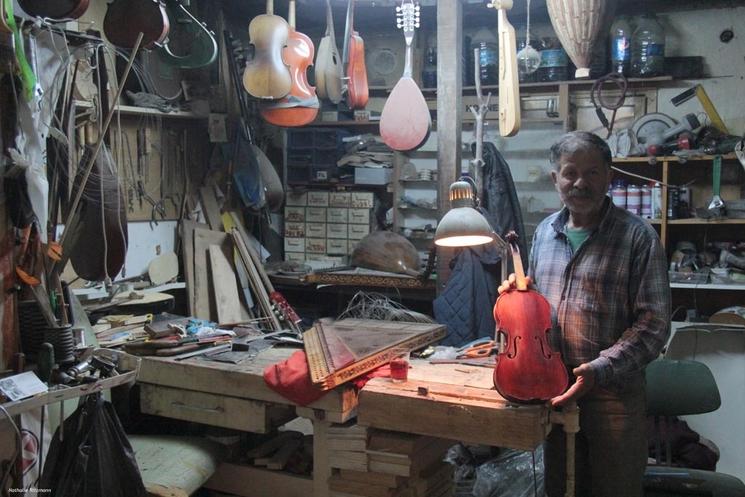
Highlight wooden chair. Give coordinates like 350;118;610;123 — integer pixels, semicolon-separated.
129;435;222;497
644;359;745;496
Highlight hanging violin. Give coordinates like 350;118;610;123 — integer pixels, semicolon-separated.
104;0;169;49
342;0;368;110
242;0;292;100
379;0;430;151
493;231;568;404
259;0;319;127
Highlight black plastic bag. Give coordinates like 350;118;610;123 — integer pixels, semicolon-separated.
39;392;147;497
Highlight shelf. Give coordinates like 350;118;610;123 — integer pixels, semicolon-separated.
671;283;745;290
667;218;745;225
612;153;737;164
369;76;673;96
399;179;438;184
75;100;206;120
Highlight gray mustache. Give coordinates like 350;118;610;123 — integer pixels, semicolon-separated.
568;189;591;198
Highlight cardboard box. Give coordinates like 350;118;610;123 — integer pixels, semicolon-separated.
329;192;351;207
327;224;349;239
348;208;370;225
306;222;327;239
284;237;305;253
348;224;370;240
305;238;327;254
305;207;327;223
284;206;306;222
327;238;349;255
307;191;330;207
351;192;374;209
354;168;391;185
327;208;349;224
284;222;305;238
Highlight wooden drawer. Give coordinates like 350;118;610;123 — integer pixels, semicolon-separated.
140;384;295;432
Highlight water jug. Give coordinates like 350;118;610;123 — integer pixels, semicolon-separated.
630;14;665;77
610;15;633;75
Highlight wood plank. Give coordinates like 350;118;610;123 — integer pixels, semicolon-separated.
208;244;249;325
329;451;368;472
180;220;208;315
205;462;312;497
329;475;398;497
192;228;230;320
139;383;292;433
328;438;367;452
337;469;403;489
199;184;223;231
313;419;332;497
358;378;550;451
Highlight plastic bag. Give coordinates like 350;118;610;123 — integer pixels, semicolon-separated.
472;446;544;497
39;392;147;497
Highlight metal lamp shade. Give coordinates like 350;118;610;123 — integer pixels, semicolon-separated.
546;0;608;79
434;207;494;247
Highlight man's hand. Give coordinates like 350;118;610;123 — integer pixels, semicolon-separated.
497;273;532;294
550;363;596;407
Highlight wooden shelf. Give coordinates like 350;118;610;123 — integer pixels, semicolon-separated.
612;153;737;164
671;283;745;290
75;100;206;119
667;218;745;225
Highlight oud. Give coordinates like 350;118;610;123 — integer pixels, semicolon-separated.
315;0;343;104
379;0;430;152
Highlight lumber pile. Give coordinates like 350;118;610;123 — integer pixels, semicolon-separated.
327;423;454;497
246;431;313;474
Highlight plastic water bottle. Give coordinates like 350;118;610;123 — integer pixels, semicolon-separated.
610;16;633;75
630;14;665;77
537;38;569;82
626;184;641;215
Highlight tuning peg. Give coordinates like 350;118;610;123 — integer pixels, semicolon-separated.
415;22;420;28
396;5;401;11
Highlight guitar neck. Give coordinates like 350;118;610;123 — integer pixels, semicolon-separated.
403;41;412;78
342;0;354;64
325;0;335;38
288;0;296;29
266;0;273;15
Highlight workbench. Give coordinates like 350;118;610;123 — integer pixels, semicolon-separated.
136;347;577;497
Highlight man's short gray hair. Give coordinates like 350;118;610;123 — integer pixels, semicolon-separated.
548;131;612;170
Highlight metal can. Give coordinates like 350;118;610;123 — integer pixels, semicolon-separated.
651;183;663;219
667;188;680;219
611;180;627;209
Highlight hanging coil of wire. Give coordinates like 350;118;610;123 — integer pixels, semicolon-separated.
337;291;434;323
590;72;628;138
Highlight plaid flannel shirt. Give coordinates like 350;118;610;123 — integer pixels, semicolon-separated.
528;198;671;387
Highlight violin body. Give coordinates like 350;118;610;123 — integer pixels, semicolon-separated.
346;31;368;109
104;0;169;49
18;0;90;19
493;288;568;403
492;232;568;404
243;14;292;100
260;28;319;127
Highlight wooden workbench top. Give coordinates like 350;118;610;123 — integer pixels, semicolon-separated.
137;347;358;419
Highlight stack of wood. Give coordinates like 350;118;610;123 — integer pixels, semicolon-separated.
327;423;454;497
246;431;313;474
180;198;301;333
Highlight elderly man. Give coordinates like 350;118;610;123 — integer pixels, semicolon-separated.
500;131;670;497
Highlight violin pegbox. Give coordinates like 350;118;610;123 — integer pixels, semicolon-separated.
396;0;420;34
486;0;513;10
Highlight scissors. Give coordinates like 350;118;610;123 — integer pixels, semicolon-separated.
456;340;497;359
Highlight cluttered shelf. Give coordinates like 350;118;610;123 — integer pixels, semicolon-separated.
74;100;207;120
368;75;674;96
671;283;745;290
612;153;737;164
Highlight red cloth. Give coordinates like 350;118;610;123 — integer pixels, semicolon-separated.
263;350;327;406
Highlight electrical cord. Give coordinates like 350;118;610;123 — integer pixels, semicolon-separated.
591;73;628;138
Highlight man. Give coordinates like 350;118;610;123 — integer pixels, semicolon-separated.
498;131;670;497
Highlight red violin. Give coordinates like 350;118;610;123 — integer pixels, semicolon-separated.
493;231;568;404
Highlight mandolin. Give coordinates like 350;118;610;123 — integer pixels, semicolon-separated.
342;0;368;110
315;0;343;104
18;0;89;19
493;232;568;404
379;0;430;151
486;0;521;137
104;0;170;49
259;0;319;127
242;0;292;100
159;0;217;70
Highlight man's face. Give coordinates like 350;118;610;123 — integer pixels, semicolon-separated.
551;149;612;217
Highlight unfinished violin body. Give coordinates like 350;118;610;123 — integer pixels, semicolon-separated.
104;0;169;49
242;0;292;100
493;232;568;403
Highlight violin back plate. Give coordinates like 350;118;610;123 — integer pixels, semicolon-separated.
243;14;292;99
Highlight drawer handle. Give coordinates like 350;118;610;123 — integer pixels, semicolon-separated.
171;401;224;413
